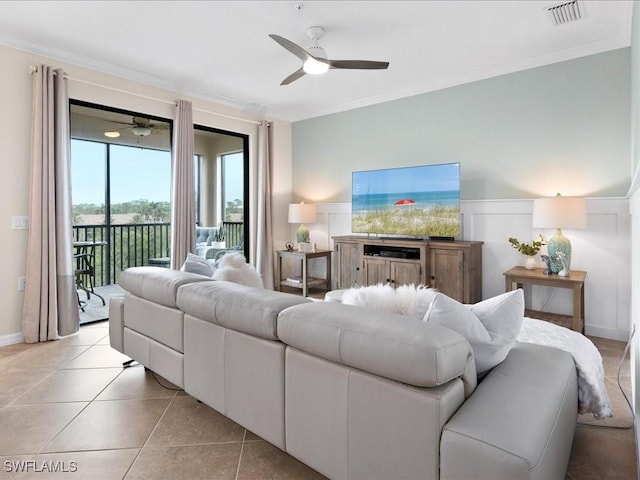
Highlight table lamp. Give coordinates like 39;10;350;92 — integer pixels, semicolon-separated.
532;193;586;275
288;202;316;244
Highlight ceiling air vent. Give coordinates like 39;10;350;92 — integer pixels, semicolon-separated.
547;0;583;25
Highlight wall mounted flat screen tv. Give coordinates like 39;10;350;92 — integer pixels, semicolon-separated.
351;163;461;238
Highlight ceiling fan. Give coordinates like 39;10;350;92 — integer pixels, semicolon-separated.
269;26;389;85
104;117;169;138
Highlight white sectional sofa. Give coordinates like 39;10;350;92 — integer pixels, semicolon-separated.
109;266;578;480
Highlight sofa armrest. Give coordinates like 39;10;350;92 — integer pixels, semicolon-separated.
441;342;577;480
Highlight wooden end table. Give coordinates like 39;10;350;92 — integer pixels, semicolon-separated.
503;266;586;333
276;249;332;297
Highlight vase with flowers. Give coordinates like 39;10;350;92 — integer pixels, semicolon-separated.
508;234;546;270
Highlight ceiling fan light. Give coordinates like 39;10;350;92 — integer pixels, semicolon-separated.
104;131;120;138
132;126;152;137
303;58;329;75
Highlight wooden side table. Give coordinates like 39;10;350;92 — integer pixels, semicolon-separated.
503;266;587;333
276;249;332;297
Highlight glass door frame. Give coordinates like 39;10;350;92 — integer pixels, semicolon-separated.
70;99;174;283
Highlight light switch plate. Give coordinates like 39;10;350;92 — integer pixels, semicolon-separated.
11;216;29;230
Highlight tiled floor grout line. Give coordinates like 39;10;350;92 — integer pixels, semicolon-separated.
235;428;247;480
0;342;92;410
35;401;93;455
85;361;128;403
120;388;181;479
15;336;125;457
2;370;59;410
31;340;111;455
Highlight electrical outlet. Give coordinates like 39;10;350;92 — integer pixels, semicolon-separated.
18;277;26;292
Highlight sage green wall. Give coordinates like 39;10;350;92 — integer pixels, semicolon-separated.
292;49;631;202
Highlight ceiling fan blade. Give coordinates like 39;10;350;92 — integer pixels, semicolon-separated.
107;120;135;126
329;60;389;70
280;68;306;86
269;34;313;63
133;117;152;126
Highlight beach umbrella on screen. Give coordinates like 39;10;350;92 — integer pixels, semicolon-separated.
394;199;416;206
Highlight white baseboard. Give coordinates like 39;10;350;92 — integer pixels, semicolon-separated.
586;325;631;343
0;332;24;347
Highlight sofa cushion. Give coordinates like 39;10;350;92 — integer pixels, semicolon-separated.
277;302;474;388
181;252;215;277
423;290;524;375
124;293;186;352
177;281;311;340
119;266;212;308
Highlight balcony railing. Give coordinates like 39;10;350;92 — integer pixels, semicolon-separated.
73;221;243;287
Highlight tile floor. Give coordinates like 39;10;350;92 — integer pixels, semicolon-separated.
0;322;635;479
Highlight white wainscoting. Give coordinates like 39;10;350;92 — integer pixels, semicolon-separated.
628;181;640;456
296;198;631;341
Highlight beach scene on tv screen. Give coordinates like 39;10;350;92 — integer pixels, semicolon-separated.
352;163;460;237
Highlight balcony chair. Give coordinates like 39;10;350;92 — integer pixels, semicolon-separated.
148;248;171;268
196;225;219;245
74;246;106;311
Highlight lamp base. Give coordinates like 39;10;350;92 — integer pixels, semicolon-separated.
296;224;310;244
547;228;572;274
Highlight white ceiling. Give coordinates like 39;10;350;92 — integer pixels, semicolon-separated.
0;1;633;122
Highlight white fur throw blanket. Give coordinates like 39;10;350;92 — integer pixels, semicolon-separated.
341;283;438;320
518;317;612;419
212;252;264;289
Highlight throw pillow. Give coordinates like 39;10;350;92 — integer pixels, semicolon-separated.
340;283;438;320
423;289;524;375
469;289;525;344
180;252;215;277
212;252;264;288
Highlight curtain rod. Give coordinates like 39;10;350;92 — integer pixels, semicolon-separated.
29;65;263;126
193;106;261;126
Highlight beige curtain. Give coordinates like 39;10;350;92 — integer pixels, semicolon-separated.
170;100;195;269
23;65;79;342
257;121;275;289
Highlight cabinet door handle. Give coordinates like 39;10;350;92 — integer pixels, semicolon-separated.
431;275;435;280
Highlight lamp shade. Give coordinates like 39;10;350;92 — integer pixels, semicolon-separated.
288;203;317;225
532;196;587;229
